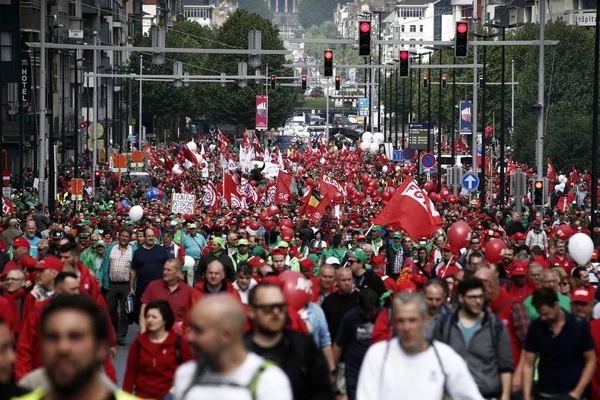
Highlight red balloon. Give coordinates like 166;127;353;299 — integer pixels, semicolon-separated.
280;227;294;241
267;204;280;217
555;225;573;241
259;211;269;222
267;180;275;187
447;222;471;253
249;221;261;231
424;181;434;192
447;194;459;205
429;192;439;203
357;192;366;200
361;174;370;185
250;180;257;187
334;192;343;203
439;188;449;200
264;221;277;231
305;177;314;187
382;191;390;201
280;218;293;229
115;203;123;211
485;239;508;263
184;214;194;221
279;271;311;311
360;200;369;207
311;179;319;188
125;206;131;212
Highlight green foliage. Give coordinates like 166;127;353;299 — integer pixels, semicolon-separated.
311;86;325;98
237;0;273;20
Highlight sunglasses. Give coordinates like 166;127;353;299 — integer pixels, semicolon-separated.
559;282;569;286
471;241;480;245
252;303;287;314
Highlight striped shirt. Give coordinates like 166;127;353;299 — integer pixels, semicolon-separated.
109;245;133;282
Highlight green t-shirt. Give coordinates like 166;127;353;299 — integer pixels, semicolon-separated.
523;292;571;319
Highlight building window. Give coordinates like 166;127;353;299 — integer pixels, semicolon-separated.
410;38;416;48
420;25;423;32
0;0;11;5
410;25;416;32
400;7;424;18
401;25;405;32
0;32;12;62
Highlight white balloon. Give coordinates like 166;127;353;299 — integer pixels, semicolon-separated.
129;205;144;222
555;182;565;193
333;146;338;152
558;174;567;184
195;154;203;164
373;132;385;144
369;142;380;155
186;141;197;152
568;233;594;266
183;160;193;169
320;157;326;165
395;165;401;172
184;255;195;269
362;131;373;143
382;165;388;173
360;141;371;151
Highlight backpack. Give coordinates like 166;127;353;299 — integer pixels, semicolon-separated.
137;333;182;364
437;310;506;357
181;359;275;400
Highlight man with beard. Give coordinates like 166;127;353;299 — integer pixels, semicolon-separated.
174;293;292;399
434;277;514;400
14;296;142;400
244;282;333;400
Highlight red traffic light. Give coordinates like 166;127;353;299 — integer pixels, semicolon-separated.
457;22;468;34
324;50;333;60
423;75;428;80
335;76;340;81
360;22;371;33
400;51;409;60
270;76;275;81
95;171;101;177
442;75;447;81
534;181;543;189
302;76;307;81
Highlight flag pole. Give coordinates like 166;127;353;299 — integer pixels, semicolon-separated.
364;223;375;236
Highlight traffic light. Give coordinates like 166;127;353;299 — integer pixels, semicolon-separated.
335;75;341;90
270;75;276;90
532;179;544;206
94;170;101;186
399;50;409;77
455;22;469;58
358;21;371;56
324;50;333;77
479;77;485;89
301;75;307;91
423;75;428;88
441;75;447;89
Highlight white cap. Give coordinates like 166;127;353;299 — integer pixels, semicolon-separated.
325;257;340;265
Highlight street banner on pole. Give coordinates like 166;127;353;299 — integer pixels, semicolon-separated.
460;100;473;134
256;95;268;130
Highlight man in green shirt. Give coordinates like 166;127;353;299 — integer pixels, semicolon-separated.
523;269;571;319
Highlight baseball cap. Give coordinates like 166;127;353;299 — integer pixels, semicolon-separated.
398;281;417;293
511;261;527;276
371;255;386;267
238;239;249;246
300;259;316;272
512;232;526;240
96;240;107;247
347;249;367;264
593;249;599;261
21;256;38;269
325;257;341;266
249;257;266;268
36;256;63;272
533;220;541;226
277;241;289;249
393;232;402;239
170;220;179;227
212;237;225;248
51;230;65;239
189;223;197;229
271;248;287;257
357;234;367;240
12;238;31;250
571;288;594;303
442;244;453;251
371;225;382;232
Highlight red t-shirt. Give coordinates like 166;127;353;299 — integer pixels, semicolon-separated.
140;280;193;323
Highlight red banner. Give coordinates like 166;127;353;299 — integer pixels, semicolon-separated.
319;172;347;199
2;196;15;214
275;170;293;204
256;95;268;130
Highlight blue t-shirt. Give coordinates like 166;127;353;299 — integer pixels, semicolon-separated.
458;317;483;347
524;310;595;394
131;245;169;295
335;307;378;382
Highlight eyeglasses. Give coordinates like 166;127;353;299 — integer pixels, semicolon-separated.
5;278;23;282
559;282;569;286
252;303;287;313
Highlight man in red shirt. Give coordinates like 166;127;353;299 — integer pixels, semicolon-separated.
433;245;463;279
140;259;192;333
549;240;576;274
506;261;536;302
371;255;397;294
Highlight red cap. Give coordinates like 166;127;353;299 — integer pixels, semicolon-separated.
12;237;31;250
511;261;527;276
271;248;287;257
36;256;63;272
371;255;386;267
533;220;541;226
398;281;417;293
593;249;599;261
21;256;38;269
571;288;594;303
300;259;316;271
512;232;526;240
442;244;453;251
249;257;266;268
357;234;367;240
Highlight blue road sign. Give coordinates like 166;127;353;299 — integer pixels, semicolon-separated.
421;153;436;168
392;150;403;161
402;148;416;160
462;172;480;191
421;167;437;173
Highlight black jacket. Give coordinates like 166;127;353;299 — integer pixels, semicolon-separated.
195;251;236;284
244;329;334;400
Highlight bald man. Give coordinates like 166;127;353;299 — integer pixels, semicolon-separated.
174;294;292;399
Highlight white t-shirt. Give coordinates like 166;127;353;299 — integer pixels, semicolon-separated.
356;339;484;400
173;352;292;400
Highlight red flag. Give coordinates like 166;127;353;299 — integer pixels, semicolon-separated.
373;176;443;240
143;144;163;167
557;192;576;212
299;186;312;203
572;165;579;183
203;181;220;211
275;170;293;204
181;144;198;166
458;135;468;151
163;153;175;173
217;128;231;155
300;194;321;218
2;196;15;214
547;158;557;180
310;195;331;222
252;133;264;157
319;172;347;199
507;158;517;174
223;171;237;205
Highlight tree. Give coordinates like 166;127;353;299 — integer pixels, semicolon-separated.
311;86;325;98
237;0;273;21
298;0;351;29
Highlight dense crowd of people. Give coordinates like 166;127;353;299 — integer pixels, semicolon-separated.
0;133;599;400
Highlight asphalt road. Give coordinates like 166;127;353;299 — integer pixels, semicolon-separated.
113;327;140;386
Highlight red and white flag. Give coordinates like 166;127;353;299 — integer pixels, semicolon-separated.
547;158;557;180
252;133;264;158
319;172;347;199
373;176;442;240
2;196;15;215
275;170;293;205
203;181;219;211
217;128;231;155
571;165;580;183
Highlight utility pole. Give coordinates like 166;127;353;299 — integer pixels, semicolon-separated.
139;55;143;147
451;55;456;160
39;0;47;207
437;50;443;192
480;37;487;208
472;22;478;172
499;27;506;205
590;0;600;233
536;0;546;177
73;52;79;178
92;31;98;194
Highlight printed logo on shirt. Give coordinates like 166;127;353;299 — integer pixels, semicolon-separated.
356;322;374;341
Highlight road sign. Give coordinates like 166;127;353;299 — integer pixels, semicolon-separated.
422;168;437;173
462;172;480;192
68;30;84;39
421;153;436;168
130;150;145;168
2;170;10;187
392;150;403;161
112;154;127;172
71;178;84;200
402;148;416;160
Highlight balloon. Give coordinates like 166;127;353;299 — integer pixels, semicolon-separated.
424;181;434;192
184;255;195;269
129;205;144;222
186;141;197;152
485;239;507;263
115;203;123;211
558;174;567;184
369;142;380;155
305;177;314;187
555;225;574;241
264;221;276;231
183;160;193;169
362;131;373;143
439;188;449;200
280;228;294;241
568;233;594;266
555;182;565;193
267;204;280;217
250;180;257;187
361;174;370;185
151;187;159;197
373;132;385;144
334;192;343;203
267;180;275;187
280;218;293;229
121;200;130;208
172;164;183;175
360;141;371;151
447;221;471;253
249;221;261;231
157;190;166;200
279;271;311;311
259;211;269;222
448;194;459;205
382;165;388;173
320;157;326;165
125;206;131;212
145;190;155;200
382;191;390;201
